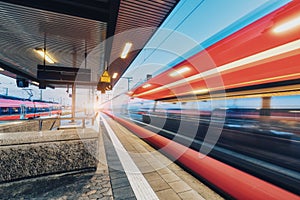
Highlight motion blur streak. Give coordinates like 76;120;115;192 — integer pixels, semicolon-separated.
103;112;300;200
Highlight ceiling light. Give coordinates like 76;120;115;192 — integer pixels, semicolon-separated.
142;83;152;88
34;48;55;64
170;66;191;77
31;81;39;85
112;73;118;79
273;16;300;33
121;42;133;59
0;67;4;71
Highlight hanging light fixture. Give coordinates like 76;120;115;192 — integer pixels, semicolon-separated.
120;42;133;59
34;48;55;64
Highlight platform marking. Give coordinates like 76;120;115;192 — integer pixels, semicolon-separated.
100;114;159;200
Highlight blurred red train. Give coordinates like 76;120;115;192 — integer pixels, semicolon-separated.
0;95;62;120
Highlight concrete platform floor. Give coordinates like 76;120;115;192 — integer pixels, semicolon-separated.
0;113;223;199
100;114;223;200
0;169;113;199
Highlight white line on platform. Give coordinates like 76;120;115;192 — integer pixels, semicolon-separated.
100;114;159;200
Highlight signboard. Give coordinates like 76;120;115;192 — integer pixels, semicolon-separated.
100;70;111;83
37;65;91;83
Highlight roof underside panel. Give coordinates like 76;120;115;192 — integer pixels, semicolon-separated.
109;0;179;85
0;1;107;84
0;0;179;88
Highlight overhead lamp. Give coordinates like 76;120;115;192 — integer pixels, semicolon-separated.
31;81;39;86
169;66;191;77
34;48;55;64
0;67;4;71
121;42;133;59
112;72;118;79
142;83;152;88
273;16;300;33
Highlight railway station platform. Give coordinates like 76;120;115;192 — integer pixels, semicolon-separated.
0;112;223;199
1;0;300;199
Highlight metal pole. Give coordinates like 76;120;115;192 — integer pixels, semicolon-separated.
127;78;130;91
121;77;132;91
40;90;43;100
44;32;46;66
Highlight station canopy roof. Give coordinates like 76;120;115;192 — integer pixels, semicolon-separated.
0;0;179;88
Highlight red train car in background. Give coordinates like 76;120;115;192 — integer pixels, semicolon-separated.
0;95;62;120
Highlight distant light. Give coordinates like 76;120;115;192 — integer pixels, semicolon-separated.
112;73;118;79
169;66;191;77
31;81;39;85
121;42;133;59
142;83;152;88
0;67;4;71
193;88;209;94
220;107;229;110
34;48;55;64
273;16;300;33
289;110;300;113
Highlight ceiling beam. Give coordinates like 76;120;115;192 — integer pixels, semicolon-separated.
105;0;121;66
0;0;110;22
0;60;38;82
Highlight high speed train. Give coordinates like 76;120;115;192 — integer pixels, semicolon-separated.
101;95;300;196
0;95;62;120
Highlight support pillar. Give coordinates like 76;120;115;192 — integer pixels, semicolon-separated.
71;83;76;122
153;101;158;112
260;96;271;116
91;87;95;114
71;50;77;122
